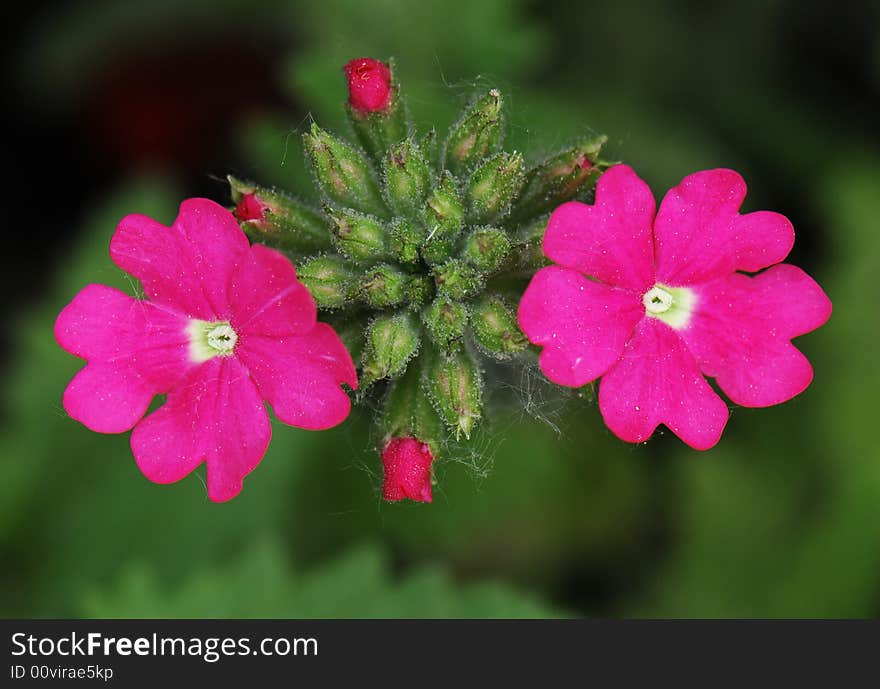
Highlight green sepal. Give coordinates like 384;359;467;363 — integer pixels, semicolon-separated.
443;89;504;176
359;264;430;308
383;138;433;220
304;123;388;217
424;346;483;439
422;297;469;352
383;356;444;455
361;311;422;388
325;311;370;363
327;207;390;264
434;258;484;301
227;176;331;252
421;171;464;265
471;295;528;359
461;227;511;273
389;217;424;265
419;128;439;170
297;255;355;308
510;136;607;221
508;217;551;275
465;151;524;225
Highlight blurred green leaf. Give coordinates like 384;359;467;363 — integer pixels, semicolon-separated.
82;540;565;618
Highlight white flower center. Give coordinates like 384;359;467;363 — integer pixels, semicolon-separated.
206;324;237;353
641;284;696;329
642;286;674;314
189;320;238;362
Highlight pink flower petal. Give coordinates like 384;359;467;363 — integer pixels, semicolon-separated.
55;284;191;433
732;210;795;273
63;363;156;433
110;199;249;320
382;437;434;502
653;169;747;285
681;264;831;407
653;169;795;284
518;266;643;387
599;318;729;450
55;284;190;385
345;57;393;114
131;357;271;502
542;165;655;291
230;244;317;338
237;323;357;430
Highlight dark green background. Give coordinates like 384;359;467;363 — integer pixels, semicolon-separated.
2;0;878;617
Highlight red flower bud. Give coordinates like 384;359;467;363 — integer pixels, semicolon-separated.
344;58;393;114
382;437;434;502
234;193;269;223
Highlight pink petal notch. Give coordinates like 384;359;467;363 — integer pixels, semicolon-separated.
237;323;357;431
131;358;271;502
598;318;730;450
732;211;795;273
110;198;249;320
682;264;831;407
542;164;656;291
653;168;748;285
54;284;191;433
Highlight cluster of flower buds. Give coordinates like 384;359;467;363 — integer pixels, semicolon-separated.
229;58;607;501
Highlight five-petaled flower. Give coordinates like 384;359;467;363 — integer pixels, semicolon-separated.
518;164;832;450
381;437;434;502
55;199;357;501
344;57;393;114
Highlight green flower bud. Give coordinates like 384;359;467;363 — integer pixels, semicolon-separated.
228;176;331;252
511;136;607;221
325;312;370;363
328;207;389;264
425;347;482;439
421;172;464;265
471;296;528;359
421;236;457;267
434;259;484;301
465;151;524;225
389;217;424;265
509;217;551;274
360;264;424;308
444;89;504;176
297;255;354;308
422;297;469;351
419;128;439;168
461;227;511;273
406;275;433;305
304;123;387;217
361;312;422;387
383;138;432;219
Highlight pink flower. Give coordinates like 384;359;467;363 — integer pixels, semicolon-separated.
518;165;831;450
55;198;357;501
234;192;269;224
382;437;434;502
344;58;393;114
